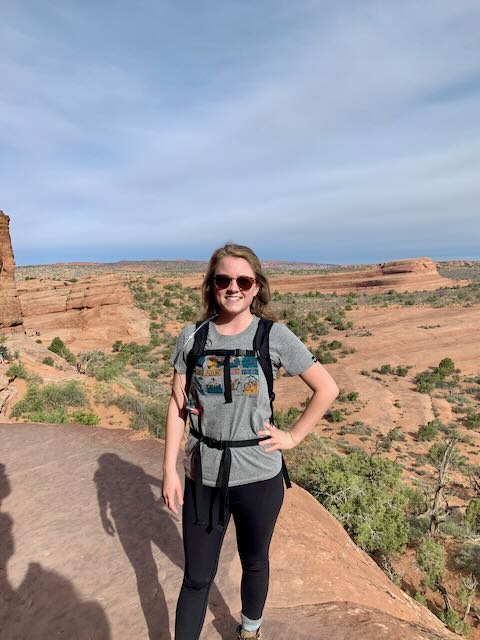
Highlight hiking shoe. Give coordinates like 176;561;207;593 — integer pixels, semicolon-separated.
235;624;263;639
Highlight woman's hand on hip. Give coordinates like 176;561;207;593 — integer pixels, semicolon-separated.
258;421;297;452
162;468;184;515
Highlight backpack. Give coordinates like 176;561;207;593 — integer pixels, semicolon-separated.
183;317;291;528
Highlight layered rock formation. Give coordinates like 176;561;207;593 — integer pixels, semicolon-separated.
268;257;469;294
17;274;150;351
0;212;23;331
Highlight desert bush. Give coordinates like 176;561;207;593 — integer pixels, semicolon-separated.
6;362;42;384
403;485;428;517
387;427;405;442
416;537;446;589
464;408;480;429
42;357;54;366
415;358;457;394
337;390;359;403
282;311;308;342
177;305;197;322
128;373;166;398
453;544;480;580
48;337;76;365
338;421;372;437
275;406;301;429
325;408;344;423
7;362;29;380
109;393;167;438
291;449;410;555
68;409;100;426
324;306;353;331
465;498;480;534
11;380;88;424
417;419;441;441
78;351;124;381
314;348;337;364
438;609;470;636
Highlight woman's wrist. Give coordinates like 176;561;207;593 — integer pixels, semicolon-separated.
289;430;299;445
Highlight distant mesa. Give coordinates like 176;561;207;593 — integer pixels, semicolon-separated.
268;257;467;294
378;257;437;274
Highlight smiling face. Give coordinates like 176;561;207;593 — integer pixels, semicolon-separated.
213;256;260;320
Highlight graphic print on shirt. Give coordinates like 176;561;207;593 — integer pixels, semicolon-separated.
193;355;259;397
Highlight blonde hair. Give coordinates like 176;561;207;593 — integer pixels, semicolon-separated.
201;243;277;321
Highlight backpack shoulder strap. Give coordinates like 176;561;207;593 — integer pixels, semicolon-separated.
185;320;210;396
253;318;275;418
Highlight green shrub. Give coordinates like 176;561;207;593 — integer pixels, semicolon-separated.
48;337;76;365
453;544;480;579
464;408;480;429
337;390;359;403
438;357;455;377
6;362;42;384
315;349;337;364
7;362;30;380
416;537;446;589
465;498;480;534
438;608;470;636
42;357;54;366
379;364;393;374
417;419;441;441
110;393;167;438
291;450;410;554
338;421;372;437
393;365;409;377
414;592;428;605
11;380;88;424
78;351;124;381
325;408;344;423
387;427;405;441
68;409;100;426
178;305;197;322
275;407;301;429
415;358;457;394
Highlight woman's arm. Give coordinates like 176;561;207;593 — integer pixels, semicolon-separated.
162;370;188;513
258;361;339;452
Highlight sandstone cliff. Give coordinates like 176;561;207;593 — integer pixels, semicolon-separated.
0;211;23;331
17;274;151;351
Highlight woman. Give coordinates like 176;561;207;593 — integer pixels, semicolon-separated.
162;243;339;640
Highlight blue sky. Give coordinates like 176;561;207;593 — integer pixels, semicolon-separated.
1;1;480;265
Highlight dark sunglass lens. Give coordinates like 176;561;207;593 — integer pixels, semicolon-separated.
237;277;254;291
214;275;231;289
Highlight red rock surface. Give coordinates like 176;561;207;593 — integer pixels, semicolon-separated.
0;423;456;640
17;274;150;351
0;211;23;331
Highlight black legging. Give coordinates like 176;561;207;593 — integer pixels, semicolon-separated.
175;470;284;640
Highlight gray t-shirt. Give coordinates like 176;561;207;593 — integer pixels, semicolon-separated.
171;315;316;487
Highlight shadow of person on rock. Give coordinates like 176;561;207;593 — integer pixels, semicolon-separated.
94;453;237;640
0;464;111;640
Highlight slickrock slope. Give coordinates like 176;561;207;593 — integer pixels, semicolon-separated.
0;423;455;640
17;274;150;351
0;212;23;331
268;257;468;294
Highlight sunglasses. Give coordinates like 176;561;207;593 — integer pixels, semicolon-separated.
212;274;257;291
